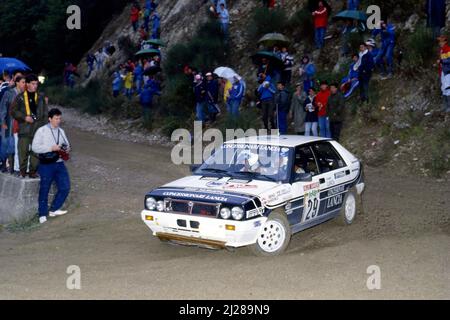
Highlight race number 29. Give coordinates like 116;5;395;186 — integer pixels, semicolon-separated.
303;190;319;222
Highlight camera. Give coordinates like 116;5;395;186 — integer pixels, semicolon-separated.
58;143;70;161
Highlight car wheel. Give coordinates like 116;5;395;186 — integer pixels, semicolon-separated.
337;188;357;225
249;210;291;256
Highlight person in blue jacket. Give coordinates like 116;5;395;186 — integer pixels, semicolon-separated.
340;54;360;99
372;20;396;78
112;71;123;97
227;76;245;119
134;63;144;94
205;73;220;122
140;77;161;127
426;0;446;38
151;12;161;39
257;73;276;130
194;74;207;122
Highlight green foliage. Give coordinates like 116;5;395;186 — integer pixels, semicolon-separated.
287;8;314;45
0;0;127;75
248;8;288;39
403;26;436;74
164;21;228;77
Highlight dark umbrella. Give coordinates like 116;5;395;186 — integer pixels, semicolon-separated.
0;57;31;74
251;51;284;68
143;39;166;47
143;66;162;76
333;10;368;22
135;49;161;57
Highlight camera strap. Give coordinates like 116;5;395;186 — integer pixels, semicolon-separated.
49;126;60;145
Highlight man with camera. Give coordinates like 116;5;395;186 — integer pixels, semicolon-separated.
32;108;71;224
11;74;48;178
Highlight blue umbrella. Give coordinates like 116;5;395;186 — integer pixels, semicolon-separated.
333;10;368;22
0;57;31;74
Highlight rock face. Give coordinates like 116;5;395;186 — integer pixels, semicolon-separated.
0;174;40;224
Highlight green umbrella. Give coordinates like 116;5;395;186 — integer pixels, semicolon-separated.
143;39;166;47
135;49;161;56
251;51;284;68
258;33;291;48
333;10;368;22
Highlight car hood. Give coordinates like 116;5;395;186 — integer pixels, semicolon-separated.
147;175;294;207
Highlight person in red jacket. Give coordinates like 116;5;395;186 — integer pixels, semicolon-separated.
315;80;331;138
438;35;450;112
131;4;140;32
312;1;329;49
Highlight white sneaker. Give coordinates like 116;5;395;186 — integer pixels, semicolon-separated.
39;216;48;224
49;210;68;217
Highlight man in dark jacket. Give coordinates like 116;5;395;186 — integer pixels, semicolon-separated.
328;83;345;141
11;74;48;178
275;82;291;135
358;42;375;103
205;73;220;122
194;74;207;122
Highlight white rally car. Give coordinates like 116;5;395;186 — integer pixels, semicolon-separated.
141;135;365;256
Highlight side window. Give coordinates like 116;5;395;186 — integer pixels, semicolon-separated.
293;146;319;177
311;142;346;173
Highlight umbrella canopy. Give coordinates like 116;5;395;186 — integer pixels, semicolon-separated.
135;49;161;57
333;10;368;22
213;67;240;81
258;33;291;48
0;57;31;74
251;51;284;68
143;39;166;47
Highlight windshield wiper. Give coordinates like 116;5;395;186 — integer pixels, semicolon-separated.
232;171;277;182
200;168;233;177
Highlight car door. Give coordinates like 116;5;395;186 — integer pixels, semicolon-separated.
290;145;322;225
310;142;349;217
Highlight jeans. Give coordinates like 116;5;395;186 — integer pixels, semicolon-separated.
277;111;288;135
227;99;240;118
376;43;395;75
38;162;71;217
318;116;331;138
221;23;229;39
330;121;343;141
444;95;450;113
359;77;370;102
261;100;275;130
315;27;326;49
305;122;318;136
196;102;207;121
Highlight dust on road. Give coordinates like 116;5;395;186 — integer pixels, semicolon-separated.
0;125;449;299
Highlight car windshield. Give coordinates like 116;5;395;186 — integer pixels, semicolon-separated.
196;143;292;182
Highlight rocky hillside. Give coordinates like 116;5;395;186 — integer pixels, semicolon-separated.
73;0;450;179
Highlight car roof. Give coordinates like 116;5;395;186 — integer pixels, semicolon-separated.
224;135;330;148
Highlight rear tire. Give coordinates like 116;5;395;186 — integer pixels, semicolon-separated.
249;210;291;256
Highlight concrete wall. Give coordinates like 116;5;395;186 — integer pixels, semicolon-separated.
0;174;41;224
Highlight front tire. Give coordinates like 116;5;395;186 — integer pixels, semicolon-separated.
336;188;357;225
249;210;291;256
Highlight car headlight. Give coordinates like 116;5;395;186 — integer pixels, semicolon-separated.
231;206;244;220
220;207;231;219
156;200;165;212
146;197;157;210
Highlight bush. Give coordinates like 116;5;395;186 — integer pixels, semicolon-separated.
164;21;228;77
248;8;288;39
287;8;314;44
403;26;436;75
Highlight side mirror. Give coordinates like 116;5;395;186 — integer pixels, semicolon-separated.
294;172;313;182
190;164;201;173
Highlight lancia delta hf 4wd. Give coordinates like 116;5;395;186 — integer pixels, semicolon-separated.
141;135;365;256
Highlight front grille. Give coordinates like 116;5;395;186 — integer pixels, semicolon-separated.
165;199;220;218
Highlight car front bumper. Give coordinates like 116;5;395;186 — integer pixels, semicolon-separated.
141;210;267;248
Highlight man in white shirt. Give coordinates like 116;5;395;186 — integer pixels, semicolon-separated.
32;108;71;224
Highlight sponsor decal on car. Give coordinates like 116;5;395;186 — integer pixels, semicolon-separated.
224;183;258;190
303;182;320;192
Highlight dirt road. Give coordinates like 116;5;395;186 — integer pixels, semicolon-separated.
0;125;449;299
